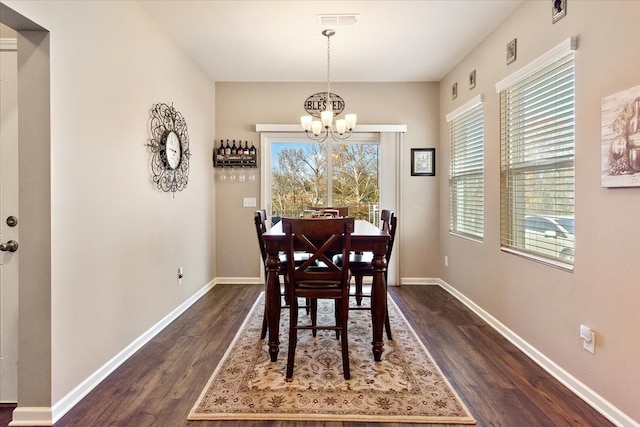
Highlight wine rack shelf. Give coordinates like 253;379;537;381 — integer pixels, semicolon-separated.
213;153;257;168
213;140;258;168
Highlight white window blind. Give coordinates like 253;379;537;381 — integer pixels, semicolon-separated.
448;99;484;240
499;46;575;267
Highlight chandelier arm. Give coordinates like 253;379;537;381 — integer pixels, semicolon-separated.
331;131;353;141
304;130;329;143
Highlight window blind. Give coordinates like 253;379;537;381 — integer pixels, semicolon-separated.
500;51;575;266
449;101;484;240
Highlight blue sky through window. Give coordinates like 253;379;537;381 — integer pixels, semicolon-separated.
271;142;309;166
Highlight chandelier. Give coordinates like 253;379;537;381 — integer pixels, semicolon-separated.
300;29;357;142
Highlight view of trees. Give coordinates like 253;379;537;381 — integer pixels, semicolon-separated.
271;141;380;221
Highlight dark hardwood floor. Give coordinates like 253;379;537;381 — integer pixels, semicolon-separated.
0;404;15;427
2;284;613;427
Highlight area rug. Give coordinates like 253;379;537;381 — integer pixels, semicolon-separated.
188;292;476;424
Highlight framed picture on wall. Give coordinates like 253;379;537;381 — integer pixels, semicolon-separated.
411;148;436;176
601;84;640;187
469;70;477;90
552;0;567;23
507;38;517;65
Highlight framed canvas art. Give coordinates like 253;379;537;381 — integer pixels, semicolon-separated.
411;148;436;176
601;84;640;187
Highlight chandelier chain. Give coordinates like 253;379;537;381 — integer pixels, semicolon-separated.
326;33;331;104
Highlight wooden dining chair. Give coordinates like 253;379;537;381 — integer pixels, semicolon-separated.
254;210;314;339
339;210;397;340
282;217;354;380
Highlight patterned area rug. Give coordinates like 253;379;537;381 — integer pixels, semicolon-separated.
188;293;476;424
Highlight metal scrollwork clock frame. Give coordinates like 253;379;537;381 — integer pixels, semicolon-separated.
147;103;191;196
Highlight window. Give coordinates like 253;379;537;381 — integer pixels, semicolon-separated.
496;38;576;268
270;139;380;221
447;95;485;240
257;127;404;224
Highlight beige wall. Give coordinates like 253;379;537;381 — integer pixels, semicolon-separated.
214;82;440;282
3;0;639;424
439;0;640;421
3;0;216;409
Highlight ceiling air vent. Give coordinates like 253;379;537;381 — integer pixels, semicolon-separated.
317;14;358;27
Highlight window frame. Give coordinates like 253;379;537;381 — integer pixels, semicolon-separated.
446;95;485;241
255;125;405;286
496;38;577;270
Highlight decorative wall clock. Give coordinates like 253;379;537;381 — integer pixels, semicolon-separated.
147;103;190;196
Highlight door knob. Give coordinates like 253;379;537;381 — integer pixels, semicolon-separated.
0;240;19;252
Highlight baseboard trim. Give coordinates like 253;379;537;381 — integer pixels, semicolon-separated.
8;407;51;426
45;280;216;425
215;276;262;285
400;277;441;286
432;278;638;427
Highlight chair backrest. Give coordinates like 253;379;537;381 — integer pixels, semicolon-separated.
380;210;398;261
254;209;268;263
308;206;349;217
380;209;393;233
282;217;354;287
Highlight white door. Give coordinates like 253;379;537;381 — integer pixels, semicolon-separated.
0;40;19;402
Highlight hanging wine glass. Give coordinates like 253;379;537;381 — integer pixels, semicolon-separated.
218;168;227;182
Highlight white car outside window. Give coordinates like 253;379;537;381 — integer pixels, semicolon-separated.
524;216;574;263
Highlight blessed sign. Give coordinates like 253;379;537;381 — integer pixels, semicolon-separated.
303;92;345;118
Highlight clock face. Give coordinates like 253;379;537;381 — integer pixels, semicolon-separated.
164;131;181;170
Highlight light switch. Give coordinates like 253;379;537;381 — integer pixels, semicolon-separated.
243;197;257;208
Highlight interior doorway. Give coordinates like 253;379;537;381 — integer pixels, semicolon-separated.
0;4;53;424
0;29;19;403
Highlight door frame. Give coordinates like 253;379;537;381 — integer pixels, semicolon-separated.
255;124;405;286
0;36;19;403
0;3;53;424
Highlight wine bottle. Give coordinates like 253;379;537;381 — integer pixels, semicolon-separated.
231;139;237;154
249;141;257;155
243;141;249;155
224;139;231;155
218;139;225;155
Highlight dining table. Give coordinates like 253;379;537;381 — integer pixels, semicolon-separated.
262;218;390;362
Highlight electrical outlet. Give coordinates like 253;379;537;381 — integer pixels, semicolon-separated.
177;267;183;286
580;324;595;354
444;256;449;267
583;332;595;353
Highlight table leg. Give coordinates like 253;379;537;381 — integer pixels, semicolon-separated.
371;252;387;362
265;249;281;362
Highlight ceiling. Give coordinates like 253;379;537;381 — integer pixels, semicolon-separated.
138;1;522;83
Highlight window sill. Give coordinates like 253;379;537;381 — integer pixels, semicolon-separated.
501;247;574;272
